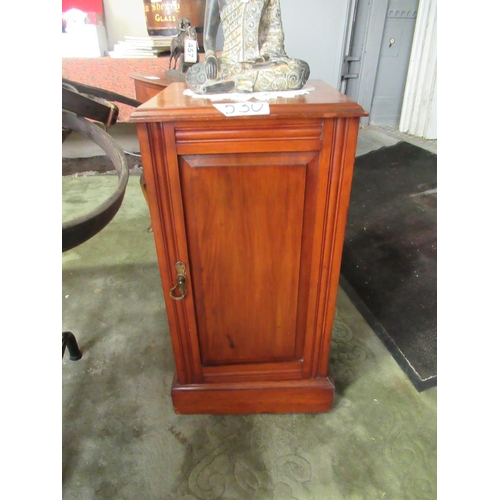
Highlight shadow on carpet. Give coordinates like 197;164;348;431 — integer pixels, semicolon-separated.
340;141;437;391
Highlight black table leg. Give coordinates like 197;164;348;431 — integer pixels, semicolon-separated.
62;332;82;361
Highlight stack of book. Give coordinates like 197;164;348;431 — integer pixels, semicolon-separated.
108;35;173;58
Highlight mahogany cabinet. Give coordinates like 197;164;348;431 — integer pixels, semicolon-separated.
130;80;367;414
130;72;184;103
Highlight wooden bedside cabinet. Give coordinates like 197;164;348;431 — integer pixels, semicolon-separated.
129;80;367;414
130;72;185;103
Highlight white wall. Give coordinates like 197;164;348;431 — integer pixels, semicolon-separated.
281;0;350;88
103;0;149;47
102;0;350;89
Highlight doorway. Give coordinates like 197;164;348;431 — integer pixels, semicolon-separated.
342;0;419;127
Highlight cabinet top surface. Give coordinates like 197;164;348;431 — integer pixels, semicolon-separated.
129;80;367;123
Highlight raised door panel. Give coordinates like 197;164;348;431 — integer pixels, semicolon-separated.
179;151;319;367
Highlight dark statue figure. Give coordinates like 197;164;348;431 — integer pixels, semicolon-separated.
185;0;310;94
169;18;199;71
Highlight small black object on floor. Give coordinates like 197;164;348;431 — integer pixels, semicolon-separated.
62;331;82;361
340;141;437;391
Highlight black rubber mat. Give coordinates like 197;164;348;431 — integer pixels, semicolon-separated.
340;141;437;391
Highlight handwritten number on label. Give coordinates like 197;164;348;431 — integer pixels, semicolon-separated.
213;102;270;117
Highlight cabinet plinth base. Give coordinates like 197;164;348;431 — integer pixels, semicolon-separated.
171;373;335;414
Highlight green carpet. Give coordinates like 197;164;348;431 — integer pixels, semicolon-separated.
62;174;437;500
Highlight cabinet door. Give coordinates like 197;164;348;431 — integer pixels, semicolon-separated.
139;115;359;389
179;151;320;369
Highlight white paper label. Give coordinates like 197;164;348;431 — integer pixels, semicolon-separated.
184;38;197;63
213;102;270;117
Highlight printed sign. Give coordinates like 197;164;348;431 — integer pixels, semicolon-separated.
184;39;198;63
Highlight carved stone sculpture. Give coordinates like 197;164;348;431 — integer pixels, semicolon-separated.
185;0;310;94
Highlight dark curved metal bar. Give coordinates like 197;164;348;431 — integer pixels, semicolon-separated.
62;111;129;252
62;78;142;108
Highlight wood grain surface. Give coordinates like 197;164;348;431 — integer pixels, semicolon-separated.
133;80;366;413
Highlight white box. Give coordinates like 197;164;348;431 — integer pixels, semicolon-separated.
62;24;108;58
